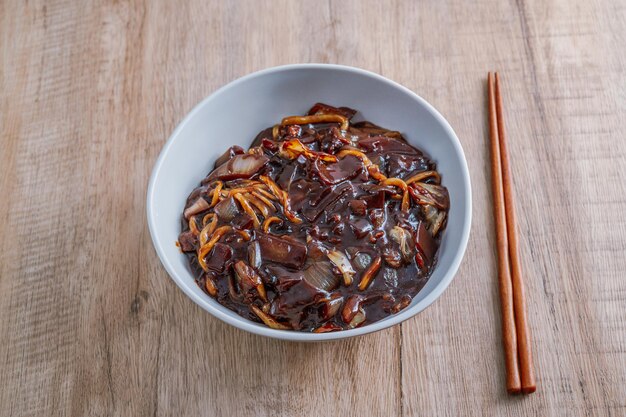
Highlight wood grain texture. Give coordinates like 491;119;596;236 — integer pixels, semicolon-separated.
0;0;624;416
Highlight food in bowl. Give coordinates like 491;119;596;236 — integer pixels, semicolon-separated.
177;103;449;332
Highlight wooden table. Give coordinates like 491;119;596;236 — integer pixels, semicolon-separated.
1;1;625;416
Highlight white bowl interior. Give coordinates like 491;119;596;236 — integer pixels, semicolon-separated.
147;64;471;341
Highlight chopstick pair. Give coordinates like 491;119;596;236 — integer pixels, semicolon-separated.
487;72;536;395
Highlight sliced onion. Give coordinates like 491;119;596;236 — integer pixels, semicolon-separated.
309;238;355;286
429;211;446;236
421;205;446;237
348;307;366;328
204;273;218;297
422;204;438;224
233;260;267;303
357;256;382;291
250;305;290;330
353;252;372;270
389;226;415;263
341;294;365;324
228;273;241;302
248;241;262;269
303;261;340;292
313;322;343;333
420;183;449;208
183;197;209;219
319;293;344;321
213;196;240;222
213;145;245;169
234;260;261;288
410;182;449;210
327;249;356;286
207;154;269;181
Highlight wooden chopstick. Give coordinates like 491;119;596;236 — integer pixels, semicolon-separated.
488;72;521;394
493;73;536;394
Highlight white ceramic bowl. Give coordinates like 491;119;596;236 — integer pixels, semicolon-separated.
147;64;471;341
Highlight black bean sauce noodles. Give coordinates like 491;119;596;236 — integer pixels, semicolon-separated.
178;103;450;332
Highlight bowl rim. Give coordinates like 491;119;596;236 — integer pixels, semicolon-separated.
147;63;472;341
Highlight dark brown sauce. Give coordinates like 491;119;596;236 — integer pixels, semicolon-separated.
179;103;449;332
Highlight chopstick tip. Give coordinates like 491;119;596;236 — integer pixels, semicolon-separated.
507;386;522;395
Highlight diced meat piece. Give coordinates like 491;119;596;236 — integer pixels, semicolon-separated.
289;178;323;212
276;163;297;190
350;218;373;239
332;222;345;235
178;231;197;252
286;125;301;137
261;138;278;151
319;127;350;154
302;182;356;222
204;243;233;273
362;191;385;210
349;199;367;216
271;279;328;317
315;155;363;185
310;226;331;241
368;154;386;172
329;213;342;223
369;208;386;229
307;103;357;120
266;260;330;327
386;153;429;179
257;233;308;269
358;136;418;155
265;265;304;291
